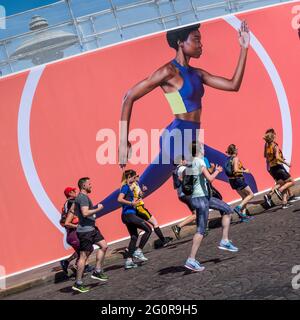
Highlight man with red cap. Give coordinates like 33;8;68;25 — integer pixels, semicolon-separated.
60;187;93;275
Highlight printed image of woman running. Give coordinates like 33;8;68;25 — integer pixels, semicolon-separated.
98;21;257;217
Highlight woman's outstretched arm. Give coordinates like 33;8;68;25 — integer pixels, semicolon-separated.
198;20;250;92
119;64;175;168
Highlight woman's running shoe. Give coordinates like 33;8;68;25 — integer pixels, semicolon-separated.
282;203;292;210
84;264;94;273
184;258;205;272
234;206;244;218
91;271;109;282
172;225;181;240
264;194;272;208
234;206;252;222
288;195;300;203
72;282;90;293
218;240;239;252
124;259;138;270
60;260;69;274
133;249;148;261
204;226;210;237
162;237;173;247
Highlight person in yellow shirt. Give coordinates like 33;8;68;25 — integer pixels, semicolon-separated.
263;128;297;209
132;174;173;248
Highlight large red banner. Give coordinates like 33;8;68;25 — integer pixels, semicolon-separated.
0;1;299;277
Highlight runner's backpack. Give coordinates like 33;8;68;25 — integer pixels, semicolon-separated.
211;185;223;200
172;166;183;189
224;156;234;178
182;165;195;196
59;199;74;227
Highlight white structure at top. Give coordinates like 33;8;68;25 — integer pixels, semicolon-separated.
0;0;293;76
10;15;78;64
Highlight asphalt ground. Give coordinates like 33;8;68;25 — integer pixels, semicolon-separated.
4;198;300;300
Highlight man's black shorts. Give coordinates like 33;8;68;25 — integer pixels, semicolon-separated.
77;227;104;252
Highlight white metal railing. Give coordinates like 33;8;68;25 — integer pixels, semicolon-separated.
0;0;292;76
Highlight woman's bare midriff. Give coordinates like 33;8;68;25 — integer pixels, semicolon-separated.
174;109;201;123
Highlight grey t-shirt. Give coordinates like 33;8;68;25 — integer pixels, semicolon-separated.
75;193;96;233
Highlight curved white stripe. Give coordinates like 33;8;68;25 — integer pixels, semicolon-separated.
17;66;69;248
223;15;293;170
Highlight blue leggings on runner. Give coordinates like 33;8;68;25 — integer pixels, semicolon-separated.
97;119;257;217
189;196;234;235
191;196;210;235
209;196;233;216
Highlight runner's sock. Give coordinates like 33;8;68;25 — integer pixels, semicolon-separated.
154;227;165;242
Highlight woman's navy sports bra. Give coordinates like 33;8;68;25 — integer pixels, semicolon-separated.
164;59;205;115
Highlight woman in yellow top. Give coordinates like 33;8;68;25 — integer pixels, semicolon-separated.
263;128;296;209
132;174;173;248
226;144;254;222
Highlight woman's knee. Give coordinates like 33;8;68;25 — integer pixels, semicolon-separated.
130;234;138;242
144;223;152;235
138;220;151;233
149;217;158;228
97;240;108;252
196;223;206;236
79;251;91;260
196;215;207;235
101;243;108;252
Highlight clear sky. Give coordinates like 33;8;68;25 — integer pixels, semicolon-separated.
0;0;60;16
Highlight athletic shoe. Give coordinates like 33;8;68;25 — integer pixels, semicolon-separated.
242;217;252;223
282;203;292;210
172;225;181;240
234;205;253;222
124;260;138;270
239;213;251;223
84;265;94;273
243;213;254;222
264;194;272;207
204;227;209;237
72;283;90;293
91;271;109;282
133;249;148;261
218;240;239;252
162;237;173;247
234;206;244;218
184;258;205;272
288;195;300;203
274;189;283;200
60;260;69;274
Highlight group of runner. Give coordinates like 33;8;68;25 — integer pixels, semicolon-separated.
59;126;298;292
58;22;298;293
169;129;298;271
